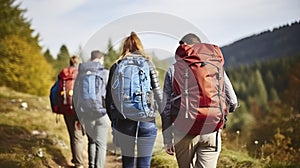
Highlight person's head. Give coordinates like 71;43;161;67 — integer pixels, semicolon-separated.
69;55;81;67
91;50;105;64
179;33;201;45
119;32;149;60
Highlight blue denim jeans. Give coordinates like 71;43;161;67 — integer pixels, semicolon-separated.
84;114;110;168
116;119;157;168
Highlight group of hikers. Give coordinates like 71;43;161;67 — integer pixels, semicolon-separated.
50;32;238;168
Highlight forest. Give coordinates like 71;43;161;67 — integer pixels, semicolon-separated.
0;0;299;167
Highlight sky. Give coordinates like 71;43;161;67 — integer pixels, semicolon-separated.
16;0;300;60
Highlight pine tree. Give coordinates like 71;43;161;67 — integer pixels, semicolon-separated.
0;0;40;48
55;44;70;72
0;0;54;95
104;39;120;68
44;49;55;64
0;35;54;95
43;49;57;80
269;88;280;103
283;62;300;113
254;69;268;106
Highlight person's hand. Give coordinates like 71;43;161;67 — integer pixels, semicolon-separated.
164;143;175;156
75;120;82;130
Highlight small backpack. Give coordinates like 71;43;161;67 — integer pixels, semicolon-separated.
49;80;59;113
49;67;78;115
173;43;227;135
111;55;156;122
73;61;108;120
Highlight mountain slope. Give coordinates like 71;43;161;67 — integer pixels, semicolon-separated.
221;21;300;67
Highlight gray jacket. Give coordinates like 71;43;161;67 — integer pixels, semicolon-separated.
161;65;238;144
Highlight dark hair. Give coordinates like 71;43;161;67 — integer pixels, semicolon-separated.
91;50;104;60
179;33;201;45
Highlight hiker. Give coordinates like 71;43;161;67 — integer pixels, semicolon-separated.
57;55;85;168
161;33;238;168
105;32;163;168
73;50;110;168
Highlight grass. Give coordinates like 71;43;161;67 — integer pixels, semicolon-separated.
150;146;267;168
0;86;71;168
151;151;178;168
218;147;267;168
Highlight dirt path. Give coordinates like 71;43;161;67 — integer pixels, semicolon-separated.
62;133;122;168
105;152;122;168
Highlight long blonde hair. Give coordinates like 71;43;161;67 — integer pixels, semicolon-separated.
117;32;150;62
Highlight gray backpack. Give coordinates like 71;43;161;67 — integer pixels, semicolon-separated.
73;61;108;120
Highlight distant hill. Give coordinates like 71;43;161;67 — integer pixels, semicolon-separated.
221;21;300;67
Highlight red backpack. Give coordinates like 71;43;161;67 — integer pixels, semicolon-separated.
56;67;78;115
173;43;227;135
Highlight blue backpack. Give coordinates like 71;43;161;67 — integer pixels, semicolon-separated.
111;55;156;122
49;80;59;113
73;62;108;120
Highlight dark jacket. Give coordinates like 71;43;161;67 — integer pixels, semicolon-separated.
105;56;163;121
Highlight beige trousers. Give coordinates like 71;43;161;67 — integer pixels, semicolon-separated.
174;129;222;168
